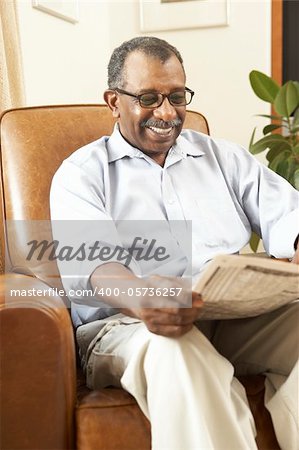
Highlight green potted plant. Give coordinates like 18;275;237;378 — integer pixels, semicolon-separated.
248;70;299;251
249;70;299;187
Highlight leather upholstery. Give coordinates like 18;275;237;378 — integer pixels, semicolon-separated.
0;105;278;449
0;274;76;449
76;388;151;450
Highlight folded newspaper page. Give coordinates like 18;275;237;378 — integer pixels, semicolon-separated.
193;254;299;319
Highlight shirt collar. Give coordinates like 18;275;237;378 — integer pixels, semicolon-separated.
107;123;205;163
107;124;141;162
173;133;205;158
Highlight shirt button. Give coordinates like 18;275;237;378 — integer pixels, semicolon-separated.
168;199;175;204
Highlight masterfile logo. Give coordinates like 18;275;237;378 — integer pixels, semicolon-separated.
26;237;170;265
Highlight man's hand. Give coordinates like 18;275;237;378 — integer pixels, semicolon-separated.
121;291;203;338
91;263;204;337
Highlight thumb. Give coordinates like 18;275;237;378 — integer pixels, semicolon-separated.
192;292;203;307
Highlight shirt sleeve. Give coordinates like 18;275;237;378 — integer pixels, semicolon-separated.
226;144;299;258
50;159;141;306
268;210;299;257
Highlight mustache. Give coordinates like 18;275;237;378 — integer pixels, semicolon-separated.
141;118;182;129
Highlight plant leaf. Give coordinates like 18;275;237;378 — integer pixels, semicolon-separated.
293;144;299;155
249;70;280;103
293;168;299;190
286;158;298;184
256;114;288;125
276;159;294;184
269;151;290;173
266;144;290;162
256;114;284;121
249;127;256;148
276;160;290;181
263;124;281;135
274;81;299;118
250;135;291;154
249;232;260;253
293;81;299;99
293;107;299;126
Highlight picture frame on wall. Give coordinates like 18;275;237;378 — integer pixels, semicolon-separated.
139;0;230;32
32;0;79;24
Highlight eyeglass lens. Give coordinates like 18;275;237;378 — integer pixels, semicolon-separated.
140;91;192;107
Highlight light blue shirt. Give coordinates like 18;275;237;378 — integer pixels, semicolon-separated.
50;126;299;326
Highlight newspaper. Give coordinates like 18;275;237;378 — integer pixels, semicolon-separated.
193;254;299;319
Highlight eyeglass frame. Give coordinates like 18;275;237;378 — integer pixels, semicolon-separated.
113;87;195;109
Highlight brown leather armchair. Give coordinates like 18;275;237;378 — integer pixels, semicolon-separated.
0;105;279;449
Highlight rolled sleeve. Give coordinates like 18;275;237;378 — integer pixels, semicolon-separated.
269;209;299;258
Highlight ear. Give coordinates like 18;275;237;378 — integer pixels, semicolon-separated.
104;90;120;119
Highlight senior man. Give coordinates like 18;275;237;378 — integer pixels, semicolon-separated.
51;37;299;449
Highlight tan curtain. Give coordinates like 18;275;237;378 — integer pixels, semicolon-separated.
0;0;25;114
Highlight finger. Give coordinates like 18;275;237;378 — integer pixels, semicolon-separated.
141;308;199;327
146;323;193;338
192;292;203;307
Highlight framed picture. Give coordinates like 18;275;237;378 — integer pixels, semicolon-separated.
32;0;79;24
139;0;229;32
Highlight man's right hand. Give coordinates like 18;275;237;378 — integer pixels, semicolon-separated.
91;263;203;337
121;292;203;338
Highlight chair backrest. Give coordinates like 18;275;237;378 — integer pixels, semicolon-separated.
0;104;209;279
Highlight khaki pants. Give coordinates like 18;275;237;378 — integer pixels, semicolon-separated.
77;302;299;450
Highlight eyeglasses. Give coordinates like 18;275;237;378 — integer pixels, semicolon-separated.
114;87;194;109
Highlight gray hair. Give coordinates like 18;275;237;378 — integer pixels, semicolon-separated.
107;36;184;89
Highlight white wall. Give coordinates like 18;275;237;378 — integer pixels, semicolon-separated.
16;0;271;148
16;1;111;105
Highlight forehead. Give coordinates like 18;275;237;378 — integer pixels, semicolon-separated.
123;51;186;91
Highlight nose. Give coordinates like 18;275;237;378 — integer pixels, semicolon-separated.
153;97;178;122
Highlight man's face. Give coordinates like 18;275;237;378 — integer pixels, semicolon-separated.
105;51;187;165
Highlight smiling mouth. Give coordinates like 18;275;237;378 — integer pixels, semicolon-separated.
141;118;182;138
147;126;173;136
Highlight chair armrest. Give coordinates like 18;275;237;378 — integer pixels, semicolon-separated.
0;274;76;450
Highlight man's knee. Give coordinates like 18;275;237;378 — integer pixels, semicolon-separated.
144;325;232;376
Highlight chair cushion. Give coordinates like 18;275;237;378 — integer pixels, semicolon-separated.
76;369;279;450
